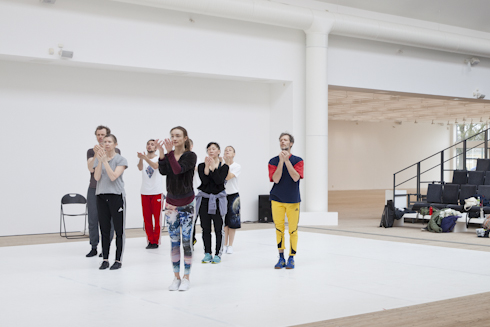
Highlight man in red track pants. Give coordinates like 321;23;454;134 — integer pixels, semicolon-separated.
138;139;165;249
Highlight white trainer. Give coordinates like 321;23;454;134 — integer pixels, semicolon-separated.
168;277;181;291
223;245;228;253
179;278;191;291
227;246;233;254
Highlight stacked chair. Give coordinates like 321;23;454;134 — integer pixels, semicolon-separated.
411;159;490;227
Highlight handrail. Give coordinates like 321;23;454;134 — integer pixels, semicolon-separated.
393;127;490;208
393;132;488;175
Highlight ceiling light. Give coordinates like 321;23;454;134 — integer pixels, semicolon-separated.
464;57;480;66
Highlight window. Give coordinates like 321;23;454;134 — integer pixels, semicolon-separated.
455;123;487;170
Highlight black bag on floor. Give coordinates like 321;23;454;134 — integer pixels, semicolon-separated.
380;200;395;228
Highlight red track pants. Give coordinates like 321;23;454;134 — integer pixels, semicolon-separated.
141;194;163;244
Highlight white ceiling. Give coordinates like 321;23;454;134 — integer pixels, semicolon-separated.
329;86;490;124
314;0;490;33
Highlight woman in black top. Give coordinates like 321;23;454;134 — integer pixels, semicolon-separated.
156;126;197;292
196;142;229;264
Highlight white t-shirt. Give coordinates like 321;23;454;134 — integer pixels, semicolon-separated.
141;156;164;195
193;156;202;193
225;162;241;194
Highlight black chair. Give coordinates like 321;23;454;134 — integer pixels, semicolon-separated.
448;184;477;212
60;193;88;239
484;171;490;185
476;159;490;171
451;170;468;185
432;184;459;209
412;184;442;211
468;171;485;186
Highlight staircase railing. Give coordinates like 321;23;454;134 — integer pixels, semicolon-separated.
393;127;490;208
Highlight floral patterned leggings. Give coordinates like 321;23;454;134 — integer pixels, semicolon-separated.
165;201;196;275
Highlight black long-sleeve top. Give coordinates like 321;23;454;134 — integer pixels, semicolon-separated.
198;162;229;195
158;150;197;206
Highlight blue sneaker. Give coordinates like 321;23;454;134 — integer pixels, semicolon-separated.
202;253;213;263
212;255;221;264
286;256;295;269
274;257;286;269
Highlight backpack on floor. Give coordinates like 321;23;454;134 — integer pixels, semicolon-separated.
380;200;395;228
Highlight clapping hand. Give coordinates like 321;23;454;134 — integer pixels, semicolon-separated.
155;139;165;153
93;144;102;154
205;156;215;171
137;152;147;160
279;151;289;162
163;138;173;153
98;149;107;162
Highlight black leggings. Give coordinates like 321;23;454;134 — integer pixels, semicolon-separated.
199;198;224;257
97;194;126;261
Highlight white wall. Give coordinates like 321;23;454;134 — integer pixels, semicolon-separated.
328;35;490;99
0;0;483;234
0;0;308;236
328;120;452;191
0;60;275;236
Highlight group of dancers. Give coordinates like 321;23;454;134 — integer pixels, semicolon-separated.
86;125;302;291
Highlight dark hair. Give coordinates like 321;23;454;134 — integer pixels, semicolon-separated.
189;139;193;146
104;134;117;143
147;139;155;145
279;132;294;144
170;126;191;151
225;145;235;153
206;142;220;150
95;125;111;135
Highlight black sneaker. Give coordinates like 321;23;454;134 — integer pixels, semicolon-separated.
152;244;159;249
99;261;110;270
110;262;122;270
86;248;97;257
99;253;103;257
146;243;153;249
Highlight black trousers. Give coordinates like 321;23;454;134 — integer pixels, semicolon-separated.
199;198;224;257
97;194;125;261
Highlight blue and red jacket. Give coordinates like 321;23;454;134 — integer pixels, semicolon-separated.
268;154;304;203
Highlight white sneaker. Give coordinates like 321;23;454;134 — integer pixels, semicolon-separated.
179;278;190;291
168;277;181;291
223;246;228;253
227;246;233;254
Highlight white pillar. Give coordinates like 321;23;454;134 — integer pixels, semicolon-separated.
305;31;329;212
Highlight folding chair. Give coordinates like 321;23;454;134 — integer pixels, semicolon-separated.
60;193;88;239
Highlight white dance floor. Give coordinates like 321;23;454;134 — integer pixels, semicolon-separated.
3;229;490;327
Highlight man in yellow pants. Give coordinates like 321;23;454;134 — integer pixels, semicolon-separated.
268;133;304;269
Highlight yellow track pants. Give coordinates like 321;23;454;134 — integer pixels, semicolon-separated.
271;200;299;256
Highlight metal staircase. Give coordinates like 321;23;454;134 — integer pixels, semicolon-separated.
393;127;490;209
